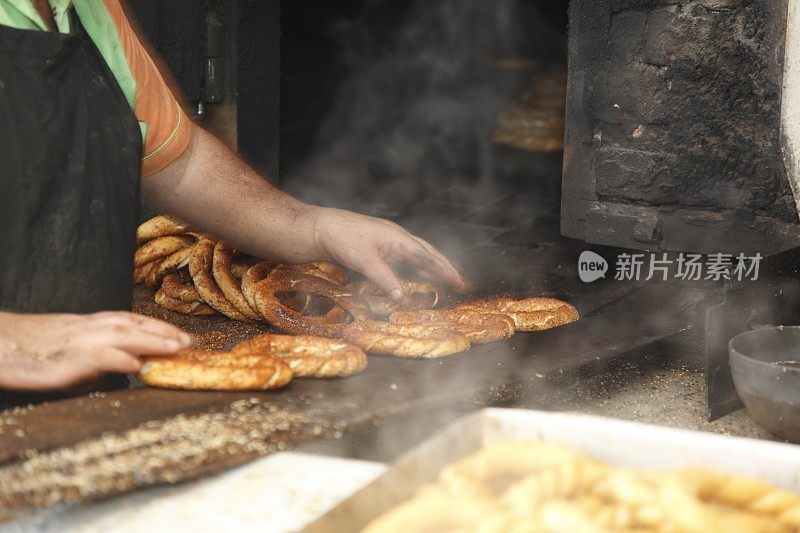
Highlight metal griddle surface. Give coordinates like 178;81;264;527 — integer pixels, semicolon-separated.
0;276;701;512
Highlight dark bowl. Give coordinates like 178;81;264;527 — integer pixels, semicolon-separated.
729;326;800;442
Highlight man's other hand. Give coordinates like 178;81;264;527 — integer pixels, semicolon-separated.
0;311;191;391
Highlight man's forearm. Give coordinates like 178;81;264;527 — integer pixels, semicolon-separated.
143;125;466;295
142;127;320;263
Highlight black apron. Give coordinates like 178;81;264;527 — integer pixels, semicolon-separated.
0;11;141;313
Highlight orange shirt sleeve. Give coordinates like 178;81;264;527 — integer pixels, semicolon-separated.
103;0;194;177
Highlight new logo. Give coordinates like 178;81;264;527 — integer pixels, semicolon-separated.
578;251;608;283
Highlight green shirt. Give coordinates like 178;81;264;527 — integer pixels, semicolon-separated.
0;0;144;140
0;0;72;33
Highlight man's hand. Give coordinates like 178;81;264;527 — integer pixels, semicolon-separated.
311;207;466;300
146;129;467;300
0;311;191;391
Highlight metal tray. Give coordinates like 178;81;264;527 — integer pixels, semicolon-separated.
303;408;800;532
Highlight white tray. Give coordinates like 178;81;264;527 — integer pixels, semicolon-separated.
303;408;800;532
5;452;386;533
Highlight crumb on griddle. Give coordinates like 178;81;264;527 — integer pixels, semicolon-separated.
0;397;340;510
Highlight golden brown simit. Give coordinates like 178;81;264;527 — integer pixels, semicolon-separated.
135;214;190;243
342;320;470;358
154;272;217;316
348;279;444;315
188;238;250;321
211;242;261;320
456;297;579;332
232;333;367;378
389;308;516;344
154;288;217;316
134;234;196;269
144;243;195;287
251;269;370;337
137;349;292;391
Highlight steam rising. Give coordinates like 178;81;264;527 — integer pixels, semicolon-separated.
282;0;563;210
282;0;578;460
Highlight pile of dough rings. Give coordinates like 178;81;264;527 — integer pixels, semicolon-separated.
364;441;800;533
134;215;580;361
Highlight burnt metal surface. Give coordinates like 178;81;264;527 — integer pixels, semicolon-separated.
562;0;800;254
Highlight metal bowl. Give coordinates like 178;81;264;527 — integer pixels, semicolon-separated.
729;326;800;442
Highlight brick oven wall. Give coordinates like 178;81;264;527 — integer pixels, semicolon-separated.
562;0;800;254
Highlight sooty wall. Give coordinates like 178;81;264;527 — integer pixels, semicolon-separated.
562;0;799;255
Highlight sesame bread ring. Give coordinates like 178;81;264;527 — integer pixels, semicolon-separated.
230;257;258;279
154;288;217;316
252;270;371;337
136;215;190;244
348;280;443;315
458;297;579;332
241;261;278;313
280;263;350;319
212;243;261;320
133;261;156;285
291;262;348;285
242;262;349;324
137;350;292;391
390;309;516;344
342;320;470;358
134;235;196;268
145;241;196;287
189;238;249;321
232;333;367;378
160;271;202;303
241;261;325;318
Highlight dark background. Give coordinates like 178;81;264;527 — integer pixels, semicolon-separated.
126;0;569;184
